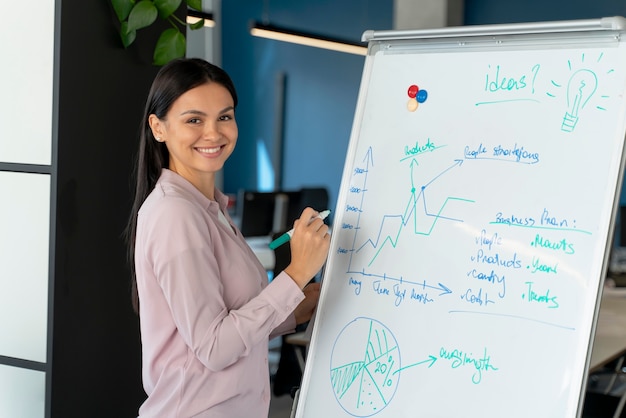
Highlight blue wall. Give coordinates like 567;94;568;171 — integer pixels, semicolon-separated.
221;0;626;214
221;0;393;213
464;0;626;25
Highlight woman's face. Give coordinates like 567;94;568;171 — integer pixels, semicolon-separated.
149;81;238;189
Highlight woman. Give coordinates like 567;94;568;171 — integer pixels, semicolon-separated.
126;58;330;417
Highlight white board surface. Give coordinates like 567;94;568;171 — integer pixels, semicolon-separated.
296;18;626;418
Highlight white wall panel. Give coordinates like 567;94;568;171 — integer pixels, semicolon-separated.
0;0;55;165
0;365;45;418
0;172;50;362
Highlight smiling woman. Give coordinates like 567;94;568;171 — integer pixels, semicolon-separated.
148;82;238;200
125;58;331;418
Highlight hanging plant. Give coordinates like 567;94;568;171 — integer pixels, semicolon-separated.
111;0;204;66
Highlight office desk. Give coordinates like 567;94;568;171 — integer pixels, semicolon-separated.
590;288;626;373
246;236;275;271
285;331;309;372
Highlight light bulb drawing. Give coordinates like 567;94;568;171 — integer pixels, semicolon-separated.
561;69;598;132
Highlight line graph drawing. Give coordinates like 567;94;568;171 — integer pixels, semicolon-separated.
330;317;401;416
345;147;474;271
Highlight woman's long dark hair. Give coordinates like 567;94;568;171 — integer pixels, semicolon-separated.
125;58;238;313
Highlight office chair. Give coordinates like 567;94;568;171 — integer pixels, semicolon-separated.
270;231;307;397
583;355;626;417
285;187;330;228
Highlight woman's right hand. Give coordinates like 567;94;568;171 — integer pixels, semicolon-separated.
284;207;331;289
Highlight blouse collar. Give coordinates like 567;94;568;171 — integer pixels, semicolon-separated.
159;169;230;214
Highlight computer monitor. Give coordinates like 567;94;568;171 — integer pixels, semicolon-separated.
237;191;278;237
237;187;329;237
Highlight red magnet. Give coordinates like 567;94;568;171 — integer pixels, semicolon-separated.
407;84;419;98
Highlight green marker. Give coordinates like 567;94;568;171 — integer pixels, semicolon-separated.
268;210;331;250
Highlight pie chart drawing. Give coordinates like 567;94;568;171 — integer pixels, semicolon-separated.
330;317;401;417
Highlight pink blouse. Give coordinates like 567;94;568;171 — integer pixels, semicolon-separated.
135;169;304;417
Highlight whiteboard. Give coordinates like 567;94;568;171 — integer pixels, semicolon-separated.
296;17;626;418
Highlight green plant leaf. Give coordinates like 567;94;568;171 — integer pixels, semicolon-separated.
186;0;202;11
154;0;182;19
120;22;137;47
153;28;186;66
190;19;204;30
127;0;158;32
111;0;135;22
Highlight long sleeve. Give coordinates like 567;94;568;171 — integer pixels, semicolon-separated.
135;170;304;417
153;227;302;370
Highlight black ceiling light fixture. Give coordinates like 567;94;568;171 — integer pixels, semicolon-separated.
249;21;367;55
186;8;215;28
249;0;366;56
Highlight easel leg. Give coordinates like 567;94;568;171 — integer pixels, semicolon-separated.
290;388;300;418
